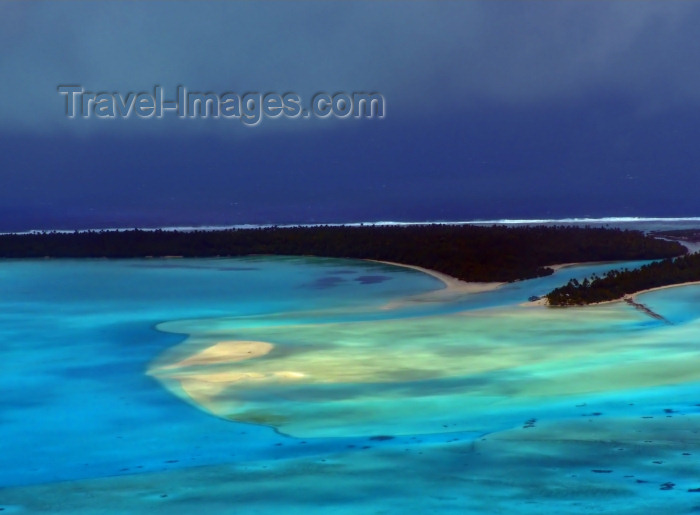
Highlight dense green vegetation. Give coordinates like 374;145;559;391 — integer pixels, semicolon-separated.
0;225;684;283
546;252;700;306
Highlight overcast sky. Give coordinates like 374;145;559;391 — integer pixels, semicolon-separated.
2;1;700;230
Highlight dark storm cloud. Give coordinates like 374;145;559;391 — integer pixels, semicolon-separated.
1;1;700;135
2;1;700;229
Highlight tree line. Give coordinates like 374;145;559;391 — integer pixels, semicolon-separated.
546;251;700;305
0;225;685;283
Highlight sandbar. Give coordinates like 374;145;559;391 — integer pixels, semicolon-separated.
367;260;503;309
368;259;503;294
154;340;273;371
148;339;279;410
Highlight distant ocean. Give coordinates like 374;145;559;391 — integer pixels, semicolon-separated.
5;216;700;235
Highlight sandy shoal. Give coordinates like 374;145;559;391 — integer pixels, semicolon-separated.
373;260;624;298
148;339;280;407
367;260;503;294
153;340;273;371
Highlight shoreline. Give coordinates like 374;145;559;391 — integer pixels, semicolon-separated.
626;280;700;301
545;260;616;271
527;280;700;308
375;259;629;308
367;259;504;295
367;260;503;310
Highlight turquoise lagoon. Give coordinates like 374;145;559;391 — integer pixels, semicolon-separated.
1;256;700;513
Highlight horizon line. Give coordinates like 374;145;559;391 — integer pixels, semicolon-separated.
4;216;700;236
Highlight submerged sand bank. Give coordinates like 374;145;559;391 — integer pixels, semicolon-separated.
148;258;507;412
148;339;279;408
155;340;273;371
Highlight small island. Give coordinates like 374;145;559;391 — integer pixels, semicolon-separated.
546;250;700;306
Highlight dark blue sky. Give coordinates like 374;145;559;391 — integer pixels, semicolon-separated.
2;1;700;230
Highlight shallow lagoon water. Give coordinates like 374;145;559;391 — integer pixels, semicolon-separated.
2;257;700;513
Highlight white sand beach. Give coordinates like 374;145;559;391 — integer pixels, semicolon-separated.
367;260;503;309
